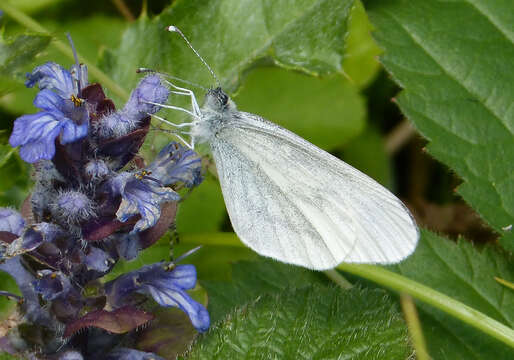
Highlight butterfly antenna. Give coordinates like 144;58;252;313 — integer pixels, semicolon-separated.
167;25;220;87
66;32;82;93
136;67;208;90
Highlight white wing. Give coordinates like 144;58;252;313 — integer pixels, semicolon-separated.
210;112;419;270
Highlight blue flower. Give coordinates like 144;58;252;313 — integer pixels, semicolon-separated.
147;142;202;187
105;262;210;332
0;208;25;236
123;75;170;121
9;62;89;163
110;172;180;233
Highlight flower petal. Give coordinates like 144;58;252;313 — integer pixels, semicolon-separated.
85;246;112;272
10;112;63;163
147;142;202;187
165;264;197;290
26;62;75;98
33;88;65;112
10;112;62;147
61;119;88;144
5;222;62;257
143;284;209;332
112;173;180;233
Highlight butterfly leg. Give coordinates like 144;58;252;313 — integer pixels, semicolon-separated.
162;79;201;117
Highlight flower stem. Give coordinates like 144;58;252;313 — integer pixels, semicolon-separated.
182;231;514;348
0;2;129;101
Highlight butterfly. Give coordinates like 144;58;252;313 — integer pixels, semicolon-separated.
144;26;419;270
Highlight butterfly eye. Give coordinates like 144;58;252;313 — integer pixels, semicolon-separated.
219;92;228;106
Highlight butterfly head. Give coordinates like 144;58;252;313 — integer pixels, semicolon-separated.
204;87;235;113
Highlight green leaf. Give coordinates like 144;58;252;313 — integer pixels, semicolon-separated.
390;229;514;358
0;144;31;207
176;177;226;234
366;0;514;251
0;353;17;360
0;32;51;75
0;271;19;318
0;32;51;98
234;67;366;150
184;286;411;359
105;0;355;99
343;0;381;88
202;259;326;323
180;244;258;282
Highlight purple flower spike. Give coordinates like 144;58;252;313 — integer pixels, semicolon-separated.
110;172;180;233
0;208;25;236
106;262;210;332
148;142;202;187
104;348;164;360
124;75;170;121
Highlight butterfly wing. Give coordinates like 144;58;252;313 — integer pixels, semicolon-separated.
210;111;419;270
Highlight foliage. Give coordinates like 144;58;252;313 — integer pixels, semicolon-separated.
366;0;514;252
186;284;411;359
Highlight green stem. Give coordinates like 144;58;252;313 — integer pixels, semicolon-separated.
400;294;430;360
182;232;514;348
323;269;353;289
338;263;514;348
0;2;129;101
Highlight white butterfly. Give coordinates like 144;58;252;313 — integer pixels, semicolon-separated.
146;26;419;270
